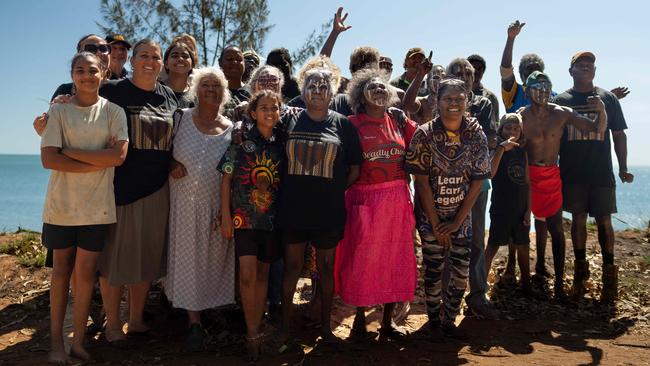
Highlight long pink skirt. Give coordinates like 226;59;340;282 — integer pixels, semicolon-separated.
335;179;416;307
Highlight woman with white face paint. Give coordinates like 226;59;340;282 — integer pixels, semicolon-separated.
277;65;362;344
334;69;418;340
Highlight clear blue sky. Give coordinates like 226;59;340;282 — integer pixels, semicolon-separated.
2;0;649;165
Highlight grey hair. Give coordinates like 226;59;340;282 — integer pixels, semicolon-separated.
187;66;231;112
519;53;545;81
296;55;341;93
346;68;399;114
247;65;285;93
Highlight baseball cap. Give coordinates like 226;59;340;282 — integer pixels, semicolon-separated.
570;51;595;66
525;71;552;89
105;34;132;49
405;47;425;60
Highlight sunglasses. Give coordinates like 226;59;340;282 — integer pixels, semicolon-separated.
83;44;111;55
528;82;552;90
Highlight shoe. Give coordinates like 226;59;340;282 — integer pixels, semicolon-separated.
534;265;552;279
185;323;205;352
554;282;569;303
467;301;498;320
571;259;590;299
427;321;445;343
378;324;408;341
441;323;468;340
600;264;618;304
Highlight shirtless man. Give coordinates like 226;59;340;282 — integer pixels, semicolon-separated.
520;71;606;300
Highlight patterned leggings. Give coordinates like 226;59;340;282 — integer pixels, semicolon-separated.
421;234;471;325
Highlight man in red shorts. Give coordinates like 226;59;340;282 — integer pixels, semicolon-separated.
520;71;606;300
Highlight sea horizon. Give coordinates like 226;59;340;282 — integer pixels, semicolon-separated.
1;154;649;233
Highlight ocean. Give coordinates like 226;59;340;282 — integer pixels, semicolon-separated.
0;154;648;232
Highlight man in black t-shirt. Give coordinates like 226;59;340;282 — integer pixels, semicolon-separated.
556;52;632;303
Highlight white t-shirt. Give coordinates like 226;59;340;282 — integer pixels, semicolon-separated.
41;97;128;225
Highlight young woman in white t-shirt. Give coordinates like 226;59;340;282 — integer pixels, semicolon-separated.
40;52;128;363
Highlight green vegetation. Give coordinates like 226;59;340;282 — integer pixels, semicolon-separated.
0;229;45;267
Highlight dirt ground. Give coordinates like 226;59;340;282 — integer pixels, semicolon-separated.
1;227;649;366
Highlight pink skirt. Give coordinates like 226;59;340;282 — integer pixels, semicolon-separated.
335;180;416;306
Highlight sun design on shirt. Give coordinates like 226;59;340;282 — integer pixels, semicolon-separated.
238;152;280;213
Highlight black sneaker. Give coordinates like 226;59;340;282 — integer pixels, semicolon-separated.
428;321;445;343
185;323;205;352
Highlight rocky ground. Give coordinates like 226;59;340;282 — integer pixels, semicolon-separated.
1;226;649;365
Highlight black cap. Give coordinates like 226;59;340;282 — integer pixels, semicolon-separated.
105;34;132;49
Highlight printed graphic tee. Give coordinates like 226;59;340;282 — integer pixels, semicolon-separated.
349;113;417;185
217;125;284;231
277;110;362;230
100;79;179;205
557;87;627;187
406;117;491;239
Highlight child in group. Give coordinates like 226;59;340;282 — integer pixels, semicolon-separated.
218;90;284;362
40;52;128;363
484;113;531;293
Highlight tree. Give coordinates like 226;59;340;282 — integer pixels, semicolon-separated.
97;0;328;68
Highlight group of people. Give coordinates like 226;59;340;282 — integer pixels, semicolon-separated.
34;8;632;364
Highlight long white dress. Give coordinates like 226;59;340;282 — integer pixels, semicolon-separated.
165;109;235;311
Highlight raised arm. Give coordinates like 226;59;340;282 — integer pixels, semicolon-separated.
319;7;351;58
564;96;607;134
490;137;519;178
403;52;432;114
501;20;525;93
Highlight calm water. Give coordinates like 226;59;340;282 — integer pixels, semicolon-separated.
0;154;648;232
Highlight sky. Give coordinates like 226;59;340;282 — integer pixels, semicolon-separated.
1;0;649;165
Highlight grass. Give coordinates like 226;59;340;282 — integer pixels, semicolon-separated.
640;255;650;272
0;229;45;267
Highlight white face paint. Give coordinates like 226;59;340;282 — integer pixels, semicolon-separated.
303;74;332;105
529;82;552;105
363;77;389;107
254;71;281;93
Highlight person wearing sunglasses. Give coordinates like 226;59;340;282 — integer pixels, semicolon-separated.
48;34;113;101
520;71;606;302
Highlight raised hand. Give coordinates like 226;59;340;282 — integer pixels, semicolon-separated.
499;136;520;151
507;20;525;39
611;86;630;100
332;7;351;34
417;51;433;76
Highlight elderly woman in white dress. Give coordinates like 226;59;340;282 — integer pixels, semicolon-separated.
165;67;235;351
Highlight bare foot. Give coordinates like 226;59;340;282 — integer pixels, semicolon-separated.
48;349;69;365
69;344;92;361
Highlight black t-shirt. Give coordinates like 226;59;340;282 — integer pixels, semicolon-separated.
556;87;627;187
287;93;353;117
51;83;74;101
277;110;362;230
490;147;529;215
100;79;179;205
468;93;497;139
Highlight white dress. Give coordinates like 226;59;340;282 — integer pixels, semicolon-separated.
165;109;235;311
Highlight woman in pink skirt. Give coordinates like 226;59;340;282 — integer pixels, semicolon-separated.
335;68;417;339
